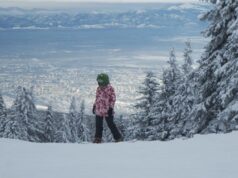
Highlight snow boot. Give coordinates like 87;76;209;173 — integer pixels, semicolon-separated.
115;137;123;143
93;138;102;144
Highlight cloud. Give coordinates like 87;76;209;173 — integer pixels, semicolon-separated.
0;0;199;6
155;36;210;44
0;0;201;9
0;0;200;3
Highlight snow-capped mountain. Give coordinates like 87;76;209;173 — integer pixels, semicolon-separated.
0;3;210;30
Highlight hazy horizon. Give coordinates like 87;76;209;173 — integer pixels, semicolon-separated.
0;0;204;9
0;1;209;113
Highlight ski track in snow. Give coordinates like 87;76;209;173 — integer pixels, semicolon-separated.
0;132;238;178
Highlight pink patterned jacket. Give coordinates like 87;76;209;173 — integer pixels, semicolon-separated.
93;84;116;117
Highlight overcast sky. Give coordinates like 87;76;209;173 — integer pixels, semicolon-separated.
0;0;201;9
0;0;198;2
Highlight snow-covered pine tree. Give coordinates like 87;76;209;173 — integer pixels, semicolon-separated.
44;106;55;142
183;0;238;136
25;86;45;142
147;84;172;140
79;100;85;119
61;113;71;143
0;93;7;137
167;71;199;139
163;48;181;98
3;86;44;141
68;97;78;142
161;42;196;139
115;114;126;139
147;49;181;140
124;116;137;141
77;100;90;142
3;87;28;140
182;40;193;75
133;71;160;140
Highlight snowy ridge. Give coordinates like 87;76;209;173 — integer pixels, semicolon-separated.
0;3;209;30
0;131;238;178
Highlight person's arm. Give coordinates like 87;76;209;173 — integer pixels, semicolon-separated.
109;86;116;109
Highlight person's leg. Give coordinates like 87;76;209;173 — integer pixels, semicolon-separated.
94;115;103;143
105;115;122;141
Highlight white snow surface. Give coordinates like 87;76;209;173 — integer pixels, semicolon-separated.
1;132;238;178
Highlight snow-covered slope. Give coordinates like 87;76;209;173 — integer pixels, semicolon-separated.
1;132;238;178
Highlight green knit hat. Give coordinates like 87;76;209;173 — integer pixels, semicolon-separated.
97;73;110;86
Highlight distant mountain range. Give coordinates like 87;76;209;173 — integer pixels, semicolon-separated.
0;3;210;30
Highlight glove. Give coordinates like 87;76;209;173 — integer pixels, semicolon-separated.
92;105;96;115
108;107;114;117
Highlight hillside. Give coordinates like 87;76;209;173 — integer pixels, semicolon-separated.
1;131;238;178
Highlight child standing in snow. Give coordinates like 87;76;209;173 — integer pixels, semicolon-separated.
92;73;122;143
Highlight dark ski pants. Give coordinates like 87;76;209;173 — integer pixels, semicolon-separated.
95;115;122;140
